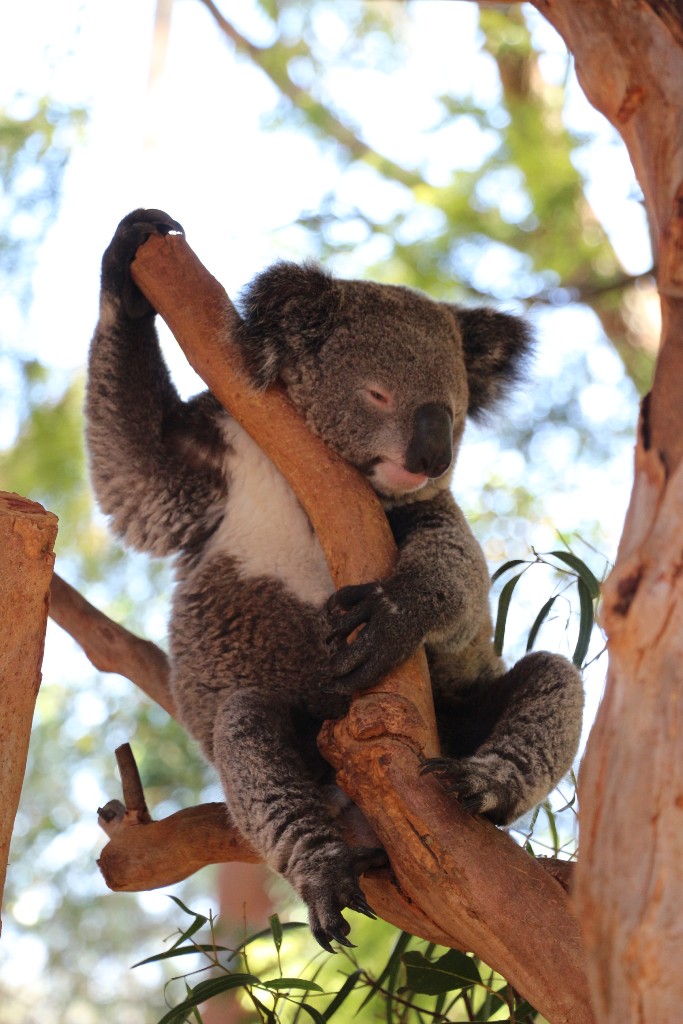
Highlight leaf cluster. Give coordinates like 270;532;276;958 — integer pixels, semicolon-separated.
137;903;541;1024
491;543;603;670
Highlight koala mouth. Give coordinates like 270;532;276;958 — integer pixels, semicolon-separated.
371;458;430;495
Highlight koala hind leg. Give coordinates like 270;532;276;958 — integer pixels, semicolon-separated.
212;689;379;951
424;651;583;825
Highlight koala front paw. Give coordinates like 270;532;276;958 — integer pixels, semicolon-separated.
325;582;417;693
420;754;524;826
303;846;383;953
101;209;184;320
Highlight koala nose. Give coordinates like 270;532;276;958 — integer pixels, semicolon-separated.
405;403;453;479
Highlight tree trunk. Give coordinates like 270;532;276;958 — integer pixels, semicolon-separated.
0;493;57;935
528;2;683;1020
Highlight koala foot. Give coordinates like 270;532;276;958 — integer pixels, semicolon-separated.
420;754;523;826
303;846;385;953
101;208;184;320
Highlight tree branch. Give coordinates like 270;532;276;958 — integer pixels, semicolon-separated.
49;572;175;717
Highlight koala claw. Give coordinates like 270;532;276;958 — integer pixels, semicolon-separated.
102;209;185;320
347;895;377;920
306;883;369;953
420;755;520;826
304;846;382;952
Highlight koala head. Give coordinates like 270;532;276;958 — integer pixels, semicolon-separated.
237;262;531;501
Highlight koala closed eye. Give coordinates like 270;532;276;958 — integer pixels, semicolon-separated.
364;386;394;410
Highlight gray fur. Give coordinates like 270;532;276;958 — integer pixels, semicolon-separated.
86;210;583;950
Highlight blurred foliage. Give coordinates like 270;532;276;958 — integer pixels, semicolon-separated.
0;98;86;292
0;0;648;1021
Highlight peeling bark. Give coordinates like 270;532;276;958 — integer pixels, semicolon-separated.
527;2;683;1020
0;492;58;935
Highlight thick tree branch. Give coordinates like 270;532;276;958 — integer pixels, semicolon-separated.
0;492;58;936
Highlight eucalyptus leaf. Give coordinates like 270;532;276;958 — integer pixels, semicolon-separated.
400;949;481;995
494;573;524;656
227;921;307;961
261;978;324;992
157;974;260;1024
548;550;600;599
573;577;595;667
133;943;230;968
297;1003;327;1024
526;594;558;651
269;913;284;953
322;970;361;1020
357;930;412;1010
491;558;528;585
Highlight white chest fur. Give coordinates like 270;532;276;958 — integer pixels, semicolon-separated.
204;418;335;607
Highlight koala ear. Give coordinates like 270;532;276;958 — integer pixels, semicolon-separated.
443;304;534;419
237;261;343;388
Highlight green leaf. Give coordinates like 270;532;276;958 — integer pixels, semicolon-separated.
252;994;278;1024
157;974;260;1024
167;895;203;918
261;978;323;993
269;913;284;953
542;800;560;856
493;573;524;656
133;943;231;968
548;550;600;599
573;577;595;667
491;558;528;585
227;921;307;961
297;1003;327;1024
358;930;412;1011
321;970;361;1020
165;897;208;946
400;949;482;995
473;990;509;1021
525;594;558;652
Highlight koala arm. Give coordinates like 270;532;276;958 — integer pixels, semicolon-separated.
86;211;227;556
327;489;492;692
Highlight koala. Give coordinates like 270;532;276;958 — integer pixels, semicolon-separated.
86;210;583;951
